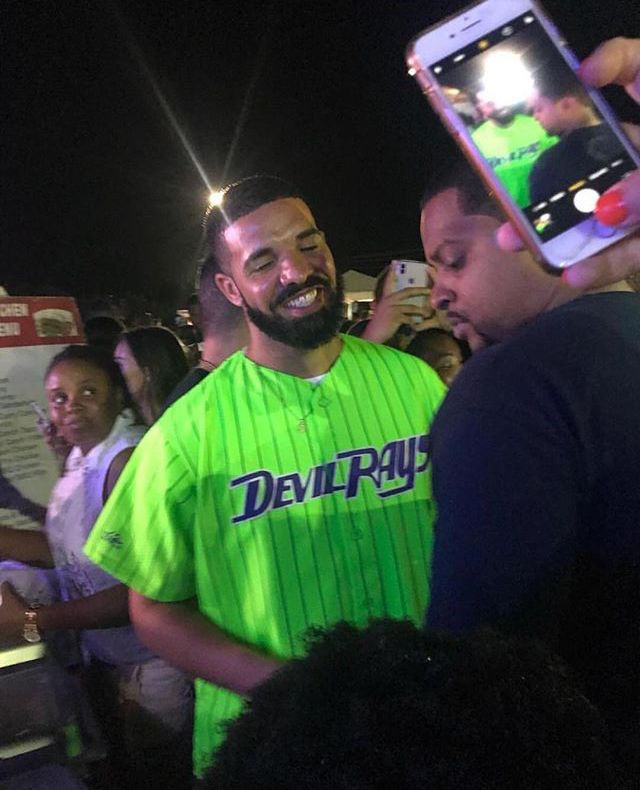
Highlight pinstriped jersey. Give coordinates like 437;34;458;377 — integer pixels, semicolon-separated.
85;334;445;776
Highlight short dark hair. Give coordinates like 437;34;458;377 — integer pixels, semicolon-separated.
420;161;505;220
44;344;133;410
119;326;189;410
535;68;590;104
83;315;126;355
204;175;306;268
205;619;617;789
196;252;245;334
406;327;462;357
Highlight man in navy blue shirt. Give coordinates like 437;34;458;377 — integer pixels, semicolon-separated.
420;164;640;773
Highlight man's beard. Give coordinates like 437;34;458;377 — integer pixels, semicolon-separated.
244;272;345;350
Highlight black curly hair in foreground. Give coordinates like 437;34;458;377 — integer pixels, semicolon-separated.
205;620;619;789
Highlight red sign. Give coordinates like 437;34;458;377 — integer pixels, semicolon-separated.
0;297;85;348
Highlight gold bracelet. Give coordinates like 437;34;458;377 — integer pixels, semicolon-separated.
23;609;41;644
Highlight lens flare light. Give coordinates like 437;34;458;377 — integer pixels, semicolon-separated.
480;50;533;108
208;190;226;208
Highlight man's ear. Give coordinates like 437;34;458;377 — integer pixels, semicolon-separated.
560;96;576;112
215;272;243;308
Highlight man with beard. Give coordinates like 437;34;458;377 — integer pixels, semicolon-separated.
85;175;444;779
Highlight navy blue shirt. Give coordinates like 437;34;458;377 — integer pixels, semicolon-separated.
427;292;640;767
529;124;625;204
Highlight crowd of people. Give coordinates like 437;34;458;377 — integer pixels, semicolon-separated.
0;33;639;789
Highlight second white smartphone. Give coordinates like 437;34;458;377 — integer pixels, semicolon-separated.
406;0;640;268
392;259;429;322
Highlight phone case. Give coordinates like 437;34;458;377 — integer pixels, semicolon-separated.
405;0;640;267
392;260;428;320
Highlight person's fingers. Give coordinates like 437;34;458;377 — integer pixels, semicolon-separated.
621;122;640;150
562;232;640;289
497;143;640;254
397;303;430;318
496;222;526;251
579;37;640;102
411;318;436;332
596;169;640;227
386;286;431;301
381;266;397;298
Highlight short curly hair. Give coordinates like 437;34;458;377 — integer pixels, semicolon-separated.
205;620;617;789
204;174;306;272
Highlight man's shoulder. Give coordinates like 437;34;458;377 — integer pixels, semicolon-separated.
340;334;446;400
449;292;640;405
163;366;210;411
341;333;440;372
522;292;640;343
531;138;564;171
149;354;249;455
164;350;246;412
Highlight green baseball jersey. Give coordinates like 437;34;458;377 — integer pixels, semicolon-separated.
85;334;445;777
472;114;558;207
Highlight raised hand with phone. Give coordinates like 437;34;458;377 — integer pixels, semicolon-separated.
406;1;640;270
497;36;640;290
361;261;433;347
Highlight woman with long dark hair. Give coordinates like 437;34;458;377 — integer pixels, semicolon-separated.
114;327;189;424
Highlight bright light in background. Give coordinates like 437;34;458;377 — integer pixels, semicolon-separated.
208;189;225;208
480;50;533;108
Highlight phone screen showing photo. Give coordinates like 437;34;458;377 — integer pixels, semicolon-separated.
429;12;637;241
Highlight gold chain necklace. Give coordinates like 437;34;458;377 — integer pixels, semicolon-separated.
260;374;329;432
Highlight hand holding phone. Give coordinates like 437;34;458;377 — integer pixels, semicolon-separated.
362;261;433;345
406;1;640;268
497;37;640;290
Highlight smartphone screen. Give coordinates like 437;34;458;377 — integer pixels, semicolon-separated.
413;8;638;251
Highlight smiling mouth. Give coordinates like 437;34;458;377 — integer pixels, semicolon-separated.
283;287;321;309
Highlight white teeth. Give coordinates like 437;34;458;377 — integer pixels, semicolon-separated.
286;288;317;308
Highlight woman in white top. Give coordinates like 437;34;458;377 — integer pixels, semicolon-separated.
0;345;192;788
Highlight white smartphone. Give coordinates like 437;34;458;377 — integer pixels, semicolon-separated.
392;259;430;322
406;0;640;268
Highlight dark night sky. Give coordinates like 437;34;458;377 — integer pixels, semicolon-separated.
2;1;638;310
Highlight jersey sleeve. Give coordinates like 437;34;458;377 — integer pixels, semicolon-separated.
84;420;196;602
425;358;582;636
